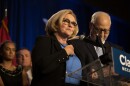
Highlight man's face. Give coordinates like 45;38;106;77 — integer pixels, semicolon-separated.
17;49;32;67
90;15;111;43
92;23;110;42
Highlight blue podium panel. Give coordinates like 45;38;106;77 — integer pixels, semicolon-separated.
112;47;130;78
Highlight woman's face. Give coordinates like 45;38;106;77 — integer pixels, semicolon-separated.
2;43;16;61
58;14;77;38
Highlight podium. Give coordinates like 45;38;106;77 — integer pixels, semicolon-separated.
66;48;130;86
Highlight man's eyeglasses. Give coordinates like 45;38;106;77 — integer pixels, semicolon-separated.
93;24;110;34
62;18;77;27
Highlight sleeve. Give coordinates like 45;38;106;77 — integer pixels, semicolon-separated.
31;36;68;75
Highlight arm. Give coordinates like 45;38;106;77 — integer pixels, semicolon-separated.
32;36;68;74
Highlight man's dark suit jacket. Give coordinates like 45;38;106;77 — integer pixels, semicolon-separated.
31;35;91;86
83;36;123;64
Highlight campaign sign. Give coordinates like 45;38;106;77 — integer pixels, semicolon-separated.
112;47;130;78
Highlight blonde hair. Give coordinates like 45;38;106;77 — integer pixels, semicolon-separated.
45;9;79;38
90;11;111;25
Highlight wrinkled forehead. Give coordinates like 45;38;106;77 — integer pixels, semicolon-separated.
95;14;111;26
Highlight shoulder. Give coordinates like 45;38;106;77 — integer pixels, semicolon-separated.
35;35;57;42
68;39;88;52
36;35;50;41
68;39;85;46
32;35;56;51
34;35;52;44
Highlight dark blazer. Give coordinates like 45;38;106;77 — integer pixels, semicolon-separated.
68;39;94;66
83;36;123;63
31;35;89;86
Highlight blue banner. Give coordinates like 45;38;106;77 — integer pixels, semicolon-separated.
112;47;130;78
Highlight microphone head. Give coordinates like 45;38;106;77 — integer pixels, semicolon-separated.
79;35;85;40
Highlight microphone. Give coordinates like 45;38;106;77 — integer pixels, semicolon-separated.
95;35;105;54
95;35;112;65
79;35;85;40
99;53;112;65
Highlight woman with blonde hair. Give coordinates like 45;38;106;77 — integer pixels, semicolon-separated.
31;9;88;86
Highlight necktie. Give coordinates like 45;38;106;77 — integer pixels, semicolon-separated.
22;70;30;86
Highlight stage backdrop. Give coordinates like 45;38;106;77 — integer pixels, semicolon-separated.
8;0;130;53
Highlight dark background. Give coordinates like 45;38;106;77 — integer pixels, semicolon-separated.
83;0;130;23
1;0;130;53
